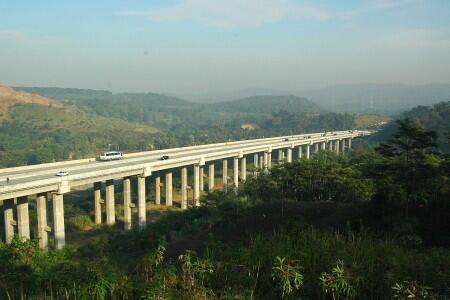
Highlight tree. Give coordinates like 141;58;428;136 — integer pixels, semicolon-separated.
374;118;442;216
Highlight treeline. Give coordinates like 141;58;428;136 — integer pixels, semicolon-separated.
0;120;449;299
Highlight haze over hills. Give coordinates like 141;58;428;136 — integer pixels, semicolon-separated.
302;83;450;115
183;83;450;115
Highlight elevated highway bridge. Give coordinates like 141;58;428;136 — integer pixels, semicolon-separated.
0;130;370;249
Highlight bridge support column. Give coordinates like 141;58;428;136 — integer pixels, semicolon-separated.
253;154;258;170
94;182;102;224
314;143;319;153
241;157;246;181
278;149;283;162
52;193;65;249
267;152;272;169
165;172;173;206
222;159;228;186
328;141;333;151
199;167;204;192
298;146;302;159
287;148;292;163
17;196;30;240
306;145;310;159
348;138;352;149
155;176;161;205
137;176;146;228
335;140;340;153
3;199;14;244
36;193;49;250
123;177;132;230
233;157;239;188
181;167;188;209
194;165;200;206
322;142;326;151
208;164;214;192
340;139;345;153
105;179;115;225
259;154;264;168
263;152;268;170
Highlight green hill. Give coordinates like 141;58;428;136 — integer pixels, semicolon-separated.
372;101;449;151
212;95;323;114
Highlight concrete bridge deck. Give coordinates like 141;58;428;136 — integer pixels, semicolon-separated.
0;129;370;249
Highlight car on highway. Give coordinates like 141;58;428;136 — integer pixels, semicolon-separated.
160;155;170;160
55;171;69;176
99;151;124;161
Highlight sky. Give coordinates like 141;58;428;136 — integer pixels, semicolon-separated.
0;0;450;97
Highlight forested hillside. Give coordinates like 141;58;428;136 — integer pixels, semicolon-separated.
1;86;386;167
373;101;450;151
212;95;323;114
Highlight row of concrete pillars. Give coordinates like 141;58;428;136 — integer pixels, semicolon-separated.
1;139;352;250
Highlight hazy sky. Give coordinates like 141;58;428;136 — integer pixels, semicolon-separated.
1;0;450;96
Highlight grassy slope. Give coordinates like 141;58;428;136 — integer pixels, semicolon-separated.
0;104;159;167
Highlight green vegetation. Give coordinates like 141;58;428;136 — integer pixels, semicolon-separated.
0;104;159;167
0;120;449;299
1;87;388;168
373;101;450;152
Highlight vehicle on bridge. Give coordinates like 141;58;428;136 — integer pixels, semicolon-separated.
99;151;124;161
160;155;170;160
55;171;69;176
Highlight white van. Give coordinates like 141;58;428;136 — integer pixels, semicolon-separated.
99;151;124;161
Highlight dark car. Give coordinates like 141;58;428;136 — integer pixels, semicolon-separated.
160;155;170;160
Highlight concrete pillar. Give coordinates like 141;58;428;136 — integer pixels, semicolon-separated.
181;167;188;209
241;157;247;181
348;138;352;149
335;140;340;153
36;193;49;249
306;145;310;159
314;143;319;153
263;152;268;170
137;176;146;228
298;146;302;159
3;199;14;244
208;164;214;192
233;157;239;188
340;139;345;153
322;142;326;151
105;179;115;225
329;141;333;151
16;196;30;240
267;152;272;169
258;154;263;169
222;159;228;186
287;148;292;163
155;176;161;205
94;182;102;224
278;149;283;162
199;167;204;192
52;193;65;249
194;165;200;206
165;172;173;206
253;154;259;169
122;177;132;230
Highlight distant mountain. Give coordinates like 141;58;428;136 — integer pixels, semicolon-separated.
303;83;450;115
212;95;323;114
373;101;449;152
